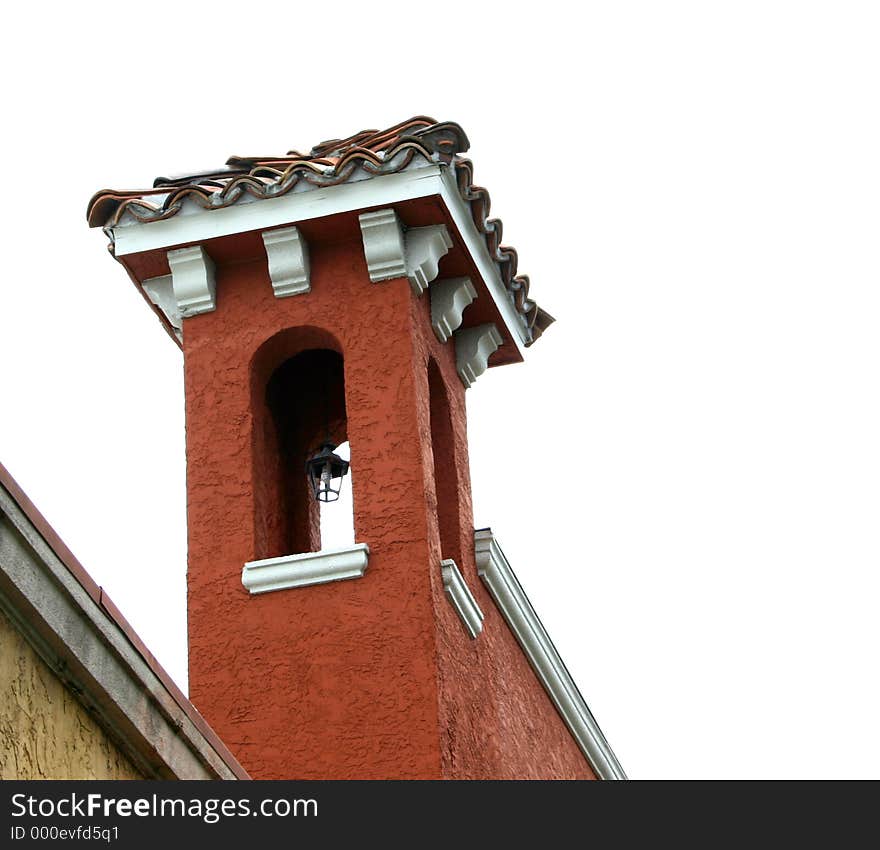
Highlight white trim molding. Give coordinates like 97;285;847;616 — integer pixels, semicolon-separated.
242;543;369;595
359;208;452;297
474;529;627;780
454;323;503;388
437;167;530;351
167;244;216;317
440;559;484;639
431;276;477;343
110;165;529;355
262;226;310;297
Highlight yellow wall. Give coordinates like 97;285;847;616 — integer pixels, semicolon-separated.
0;606;142;779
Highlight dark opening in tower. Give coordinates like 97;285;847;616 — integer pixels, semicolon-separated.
428;357;462;566
262;348;350;558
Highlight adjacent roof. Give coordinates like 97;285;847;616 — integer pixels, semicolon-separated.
87;116;554;344
0;461;249;780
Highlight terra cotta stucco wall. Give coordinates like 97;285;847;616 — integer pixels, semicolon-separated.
181;209;594;779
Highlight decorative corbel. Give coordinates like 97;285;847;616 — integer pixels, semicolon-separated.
405;224;452;296
141;275;182;340
454;323;503;388
431;277;477;343
167;245;216;317
262;226;311;298
359;208;452;296
359;209;406;282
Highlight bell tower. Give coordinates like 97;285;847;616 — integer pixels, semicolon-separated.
88;117;624;779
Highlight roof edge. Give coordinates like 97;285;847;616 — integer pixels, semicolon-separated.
0;460;250;780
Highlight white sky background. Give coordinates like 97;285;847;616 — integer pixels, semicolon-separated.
1;2;877;779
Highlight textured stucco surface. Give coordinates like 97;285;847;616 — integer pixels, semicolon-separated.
0;606;141;780
180;205;594;779
410;268;595;780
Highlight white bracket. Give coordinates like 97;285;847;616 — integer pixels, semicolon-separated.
167;245;216;317
141;274;182;340
359;209;406;281
431;277;477;343
405;224;452;296
242;543;370;594
359;208;452;296
441;559;484;639
262;226;310;298
454;323;503;388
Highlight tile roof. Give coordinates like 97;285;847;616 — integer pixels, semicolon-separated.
87;116;554;344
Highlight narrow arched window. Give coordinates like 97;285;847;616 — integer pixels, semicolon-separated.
259;348;350;557
428;358;462;565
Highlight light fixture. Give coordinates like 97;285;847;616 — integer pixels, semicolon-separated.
305;441;349;503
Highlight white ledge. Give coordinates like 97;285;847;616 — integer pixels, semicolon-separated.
440;559;484;639
262;225;310;297
474;529;626;780
167;244;216;317
242;543;369;595
431;276;477;343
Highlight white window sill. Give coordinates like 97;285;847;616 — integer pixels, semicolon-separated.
242;543;369;595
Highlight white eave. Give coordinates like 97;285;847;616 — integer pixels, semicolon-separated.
108;164;530;356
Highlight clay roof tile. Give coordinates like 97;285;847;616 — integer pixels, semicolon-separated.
87;117;553;343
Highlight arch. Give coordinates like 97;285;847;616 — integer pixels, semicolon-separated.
251;327;348;559
427;357;463;565
250;324;343;400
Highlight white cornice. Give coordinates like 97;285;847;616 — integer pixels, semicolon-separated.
437;168;530;352
242;543;370;594
474;529;627;780
112;166;444;257
110;165;528;357
262;226;310;297
440;559;484;639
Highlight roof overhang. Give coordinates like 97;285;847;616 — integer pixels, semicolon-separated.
106;164;531;360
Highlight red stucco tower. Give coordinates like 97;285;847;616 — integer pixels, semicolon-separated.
88;117;624;779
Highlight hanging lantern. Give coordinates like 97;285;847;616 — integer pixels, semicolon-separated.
305;441;350;503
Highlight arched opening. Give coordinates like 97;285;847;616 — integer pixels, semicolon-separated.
428;358;462;565
259;347;351;558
